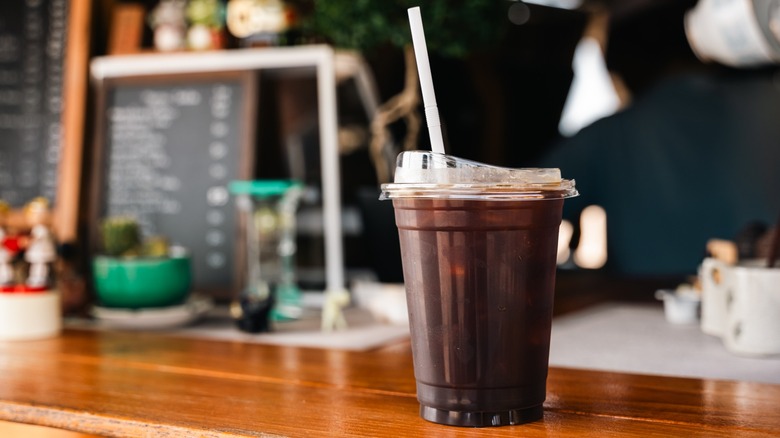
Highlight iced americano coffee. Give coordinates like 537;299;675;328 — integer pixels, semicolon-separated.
381;151;577;427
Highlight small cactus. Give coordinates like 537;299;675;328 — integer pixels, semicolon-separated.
101;216;142;257
142;235;170;258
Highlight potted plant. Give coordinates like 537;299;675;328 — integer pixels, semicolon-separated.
307;2;508;284
305;0;508;183
92;216;192;309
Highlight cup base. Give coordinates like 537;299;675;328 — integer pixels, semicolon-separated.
420;404;543;427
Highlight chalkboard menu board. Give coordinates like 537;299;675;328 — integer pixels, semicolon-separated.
0;0;89;241
91;45;347;297
93;72;257;295
0;0;67;205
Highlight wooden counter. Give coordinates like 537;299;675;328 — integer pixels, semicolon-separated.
0;328;778;437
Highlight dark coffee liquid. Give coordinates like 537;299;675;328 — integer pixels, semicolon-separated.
393;197;563;426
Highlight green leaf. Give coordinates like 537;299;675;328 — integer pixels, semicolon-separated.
304;0;508;57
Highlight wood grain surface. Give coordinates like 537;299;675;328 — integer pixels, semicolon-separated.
0;329;778;437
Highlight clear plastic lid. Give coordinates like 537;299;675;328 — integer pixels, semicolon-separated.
380;151;577;200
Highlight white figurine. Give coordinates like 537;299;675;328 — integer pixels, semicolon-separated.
149;0;188;52
321;288;351;332
25;224;57;288
0;228;14;285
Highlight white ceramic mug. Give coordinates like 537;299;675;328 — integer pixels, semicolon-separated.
699;258;731;337
700;258;780;356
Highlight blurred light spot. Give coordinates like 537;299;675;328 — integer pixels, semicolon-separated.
207;230;225;247
207;186;229;206
522;0;582;9
559;37;620;137
209;141;228;159
210;163;227;180
574;205;607;269
207;209;225;225
557;220;574;265
207;252;226;268
508;2;531;25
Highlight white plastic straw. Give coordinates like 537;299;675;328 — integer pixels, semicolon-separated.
408;6;446;155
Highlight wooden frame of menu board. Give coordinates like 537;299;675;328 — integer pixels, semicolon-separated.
90;69;258;298
1;0;91;243
91;45;344;298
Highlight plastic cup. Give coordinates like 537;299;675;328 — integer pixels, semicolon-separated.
381;151;577;427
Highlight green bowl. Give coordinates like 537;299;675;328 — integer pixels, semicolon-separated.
92;256;192;309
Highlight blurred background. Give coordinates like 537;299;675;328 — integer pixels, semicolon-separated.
3;0;780;313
